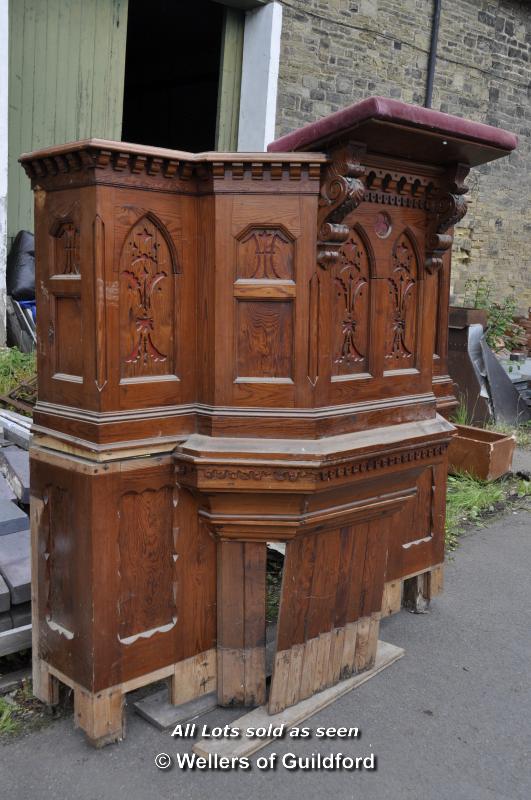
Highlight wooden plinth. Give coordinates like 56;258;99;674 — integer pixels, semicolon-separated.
382;564;444;617
34;649;217;748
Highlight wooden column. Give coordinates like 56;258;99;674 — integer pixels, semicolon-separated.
217;541;267;707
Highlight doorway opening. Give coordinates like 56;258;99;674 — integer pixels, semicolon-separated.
122;0;224;152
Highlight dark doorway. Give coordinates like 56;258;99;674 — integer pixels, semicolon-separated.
122;0;224;152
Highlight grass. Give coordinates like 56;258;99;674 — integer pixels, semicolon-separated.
0;696;20;735
0;347;36;397
451;397;473;426
0;677;67;740
445;472;531;551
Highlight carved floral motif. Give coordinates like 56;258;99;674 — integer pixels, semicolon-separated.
122;224;168;365
334;232;369;370
386;234;417;361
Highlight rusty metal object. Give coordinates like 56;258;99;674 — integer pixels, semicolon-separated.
0;375;37;416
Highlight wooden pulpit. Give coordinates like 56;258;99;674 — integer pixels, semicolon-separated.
22;97;516;745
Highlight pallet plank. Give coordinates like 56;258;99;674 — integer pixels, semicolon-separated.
194;641;404;759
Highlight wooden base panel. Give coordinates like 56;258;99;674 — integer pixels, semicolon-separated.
217;540;267;708
32;656;60;706
170;649;217;706
218;647;266;707
403;564;444;613
74;685;125;748
195;640;404;759
382;564;444;617
34;651;217;748
381;579;403;617
268;613;380;714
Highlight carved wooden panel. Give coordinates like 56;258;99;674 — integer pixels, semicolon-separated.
385;230;418;366
45;207;84;391
44;486;76;639
333;227;370;375
120;215;177;380
117;486;177;643
52;220;80;275
54;296;83;377
236;226;294;280
236;300;293;379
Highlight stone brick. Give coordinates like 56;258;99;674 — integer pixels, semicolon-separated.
0;573;9;613
0;612;12;632
0;446;30;504
0;500;28;536
275;0;531;311
1;558;30;605
0;474;16;502
10;601;31;629
0;529;30;605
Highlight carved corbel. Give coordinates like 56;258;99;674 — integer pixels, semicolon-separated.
317;144;366;269
425;163;470;274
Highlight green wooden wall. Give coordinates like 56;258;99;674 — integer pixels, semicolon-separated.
216;7;244;151
8;0;129;241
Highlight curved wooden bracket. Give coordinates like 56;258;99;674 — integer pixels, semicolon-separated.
425;163;470;274
317;144;366;270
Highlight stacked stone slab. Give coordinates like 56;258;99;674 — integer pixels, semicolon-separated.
0;445;31;632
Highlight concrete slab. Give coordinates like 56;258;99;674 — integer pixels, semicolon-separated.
10;601;31;628
0;572;10;612
0;409;32;451
135;633;279;731
134;691;218;732
0;473;16;501
0;445;30;504
0;611;12;632
0;530;31;605
512;446;531;475
0;529;30;562
0;623;31;657
1;557;30;604
0;498;28;536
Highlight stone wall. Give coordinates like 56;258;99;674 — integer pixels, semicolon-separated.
275;0;531;313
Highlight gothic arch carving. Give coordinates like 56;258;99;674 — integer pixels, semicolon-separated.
333;222;373;375
119;213;178;377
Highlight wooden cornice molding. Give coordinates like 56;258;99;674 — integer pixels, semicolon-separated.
176;441;448;492
20;139;325;190
174;417;453;492
196;487;418;541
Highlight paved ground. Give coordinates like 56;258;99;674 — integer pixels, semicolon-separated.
512;445;531;475
1;505;530;800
